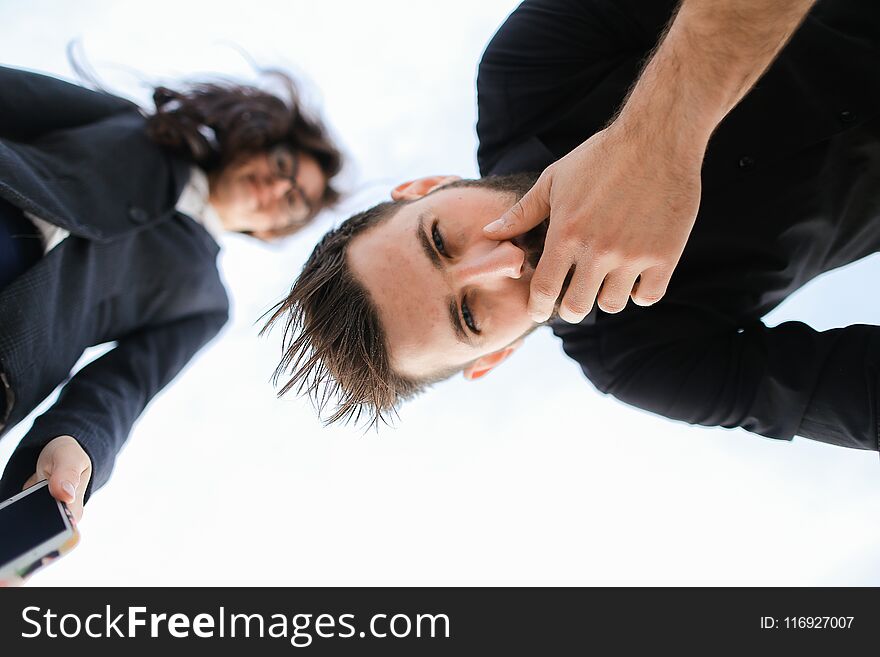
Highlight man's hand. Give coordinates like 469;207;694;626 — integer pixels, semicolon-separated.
484;0;815;323
485;120;703;323
22;435;91;523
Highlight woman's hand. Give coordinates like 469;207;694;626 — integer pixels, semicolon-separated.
22;435;91;523
483;121;703;323
0;436;89;586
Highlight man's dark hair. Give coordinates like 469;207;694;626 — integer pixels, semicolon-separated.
145;71;343;237
261;174;538;428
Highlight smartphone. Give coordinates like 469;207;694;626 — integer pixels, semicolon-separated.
0;480;79;581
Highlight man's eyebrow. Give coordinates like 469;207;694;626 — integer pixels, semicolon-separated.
416;211;473;345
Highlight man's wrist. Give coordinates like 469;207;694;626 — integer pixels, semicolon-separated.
611;31;717;164
610;97;710;170
610;0;816;165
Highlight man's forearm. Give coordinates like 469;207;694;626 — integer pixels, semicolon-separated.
616;0;816;153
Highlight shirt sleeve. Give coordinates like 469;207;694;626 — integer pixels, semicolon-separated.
553;302;880;451
476;0;678;175
0;309;228;504
0;65;137;142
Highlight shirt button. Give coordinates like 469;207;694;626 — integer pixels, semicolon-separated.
127;205;150;224
738;156;755;171
839;110;856;125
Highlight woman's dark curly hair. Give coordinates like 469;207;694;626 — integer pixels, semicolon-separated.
145;71;343;237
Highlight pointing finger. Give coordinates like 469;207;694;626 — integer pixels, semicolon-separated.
483;174;551;239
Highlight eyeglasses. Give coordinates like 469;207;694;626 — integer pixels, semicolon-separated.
267;144;319;226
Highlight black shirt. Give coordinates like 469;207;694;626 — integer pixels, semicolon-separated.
476;0;880;451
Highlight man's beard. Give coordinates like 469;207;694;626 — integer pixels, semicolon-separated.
512;218;548;271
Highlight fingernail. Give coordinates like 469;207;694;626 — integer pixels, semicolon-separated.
529;310;548;323
62;481;76;500
483;218;505;232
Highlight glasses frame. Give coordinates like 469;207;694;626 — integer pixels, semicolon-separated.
267;144;319;227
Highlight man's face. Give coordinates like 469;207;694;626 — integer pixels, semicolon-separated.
347;179;545;380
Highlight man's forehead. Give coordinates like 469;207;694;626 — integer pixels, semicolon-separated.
347;202;453;376
347;201;427;298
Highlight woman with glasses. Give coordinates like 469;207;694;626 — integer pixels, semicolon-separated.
149;78;341;241
0;65;343;549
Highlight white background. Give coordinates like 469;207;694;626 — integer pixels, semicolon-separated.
1;0;878;586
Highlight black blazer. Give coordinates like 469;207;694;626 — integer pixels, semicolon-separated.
477;0;880;451
0;66;229;502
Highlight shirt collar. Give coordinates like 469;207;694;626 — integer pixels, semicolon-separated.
176;166;226;243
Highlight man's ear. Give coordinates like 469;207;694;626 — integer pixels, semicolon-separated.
462;339;524;381
391;175;462;201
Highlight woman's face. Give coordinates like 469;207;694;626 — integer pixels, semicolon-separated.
208;147;327;238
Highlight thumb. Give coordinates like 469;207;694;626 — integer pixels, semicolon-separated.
43;439;89;507
48;466;81;507
482;174;551;239
48;460;89;525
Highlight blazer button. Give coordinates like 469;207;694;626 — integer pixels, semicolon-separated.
738;155;755;171
128;205;150;224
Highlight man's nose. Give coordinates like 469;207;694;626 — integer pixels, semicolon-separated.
453;241;525;285
256;177;292;209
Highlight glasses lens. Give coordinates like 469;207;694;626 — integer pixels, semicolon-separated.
269;145;316;226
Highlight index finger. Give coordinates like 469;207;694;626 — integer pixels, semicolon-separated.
483;175;551;240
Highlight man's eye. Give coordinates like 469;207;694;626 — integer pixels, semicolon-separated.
462;297;480;334
432;222;450;257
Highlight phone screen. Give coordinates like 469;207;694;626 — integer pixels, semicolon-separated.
0;484;67;566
